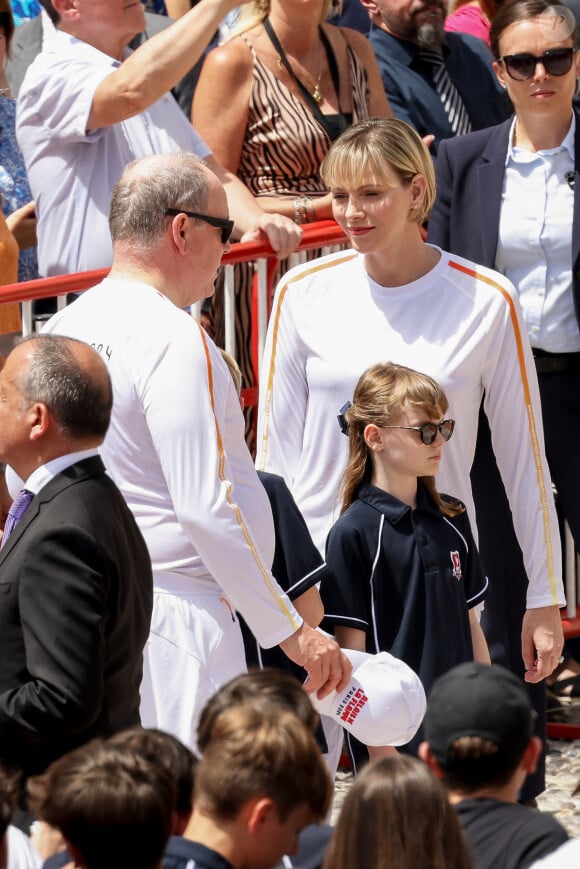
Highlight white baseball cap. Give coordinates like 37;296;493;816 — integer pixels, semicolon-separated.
310;649;426;747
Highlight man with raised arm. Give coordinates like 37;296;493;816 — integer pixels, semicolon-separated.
16;0;301;277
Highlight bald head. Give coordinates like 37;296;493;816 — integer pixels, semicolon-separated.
14;335;112;442
109;152;215;252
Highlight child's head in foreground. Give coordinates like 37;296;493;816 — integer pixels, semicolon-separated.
27;738;174;869
194;701;331;869
419;661;538;795
323;753;473;869
108;727;197;834
197;667;318;751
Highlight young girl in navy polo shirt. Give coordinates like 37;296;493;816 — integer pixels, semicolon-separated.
321;362;490;767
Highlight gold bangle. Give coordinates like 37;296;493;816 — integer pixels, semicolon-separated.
293;197;303;225
293;195;318;224
305;196;316;222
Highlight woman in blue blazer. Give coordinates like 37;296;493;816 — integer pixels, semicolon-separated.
428;0;580;794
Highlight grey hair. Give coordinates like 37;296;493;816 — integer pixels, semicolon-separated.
16;335;112;440
108;152;210;250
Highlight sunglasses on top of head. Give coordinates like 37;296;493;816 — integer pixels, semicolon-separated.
382;419;455;445
498;47;576;81
164;209;234;244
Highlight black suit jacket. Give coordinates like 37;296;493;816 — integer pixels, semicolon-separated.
0;456;153;779
427;110;580;329
368;24;511;154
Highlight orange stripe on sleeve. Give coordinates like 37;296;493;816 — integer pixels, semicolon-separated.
257;252;357;470
195;322;300;629
449;259;559;604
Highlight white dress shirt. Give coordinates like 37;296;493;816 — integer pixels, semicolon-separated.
16;30;211;276
496;115;579;353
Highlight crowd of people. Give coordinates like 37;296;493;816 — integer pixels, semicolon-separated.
0;0;579;866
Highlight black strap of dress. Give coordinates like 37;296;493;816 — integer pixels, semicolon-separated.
263;18;351;142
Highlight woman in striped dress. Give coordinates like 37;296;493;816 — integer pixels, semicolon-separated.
192;0;391;449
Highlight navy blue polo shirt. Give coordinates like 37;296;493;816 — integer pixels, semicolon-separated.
239;471;333;672
163;837;234;869
238;472;332;753
321;481;488;695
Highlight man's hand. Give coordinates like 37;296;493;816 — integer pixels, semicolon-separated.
240;212;303;260
521;604;564;683
207;160;304;258
279;623;353;699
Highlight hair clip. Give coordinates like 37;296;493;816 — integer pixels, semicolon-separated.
337;401;352;436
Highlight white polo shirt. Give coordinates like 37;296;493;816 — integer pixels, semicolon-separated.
16;30;211;276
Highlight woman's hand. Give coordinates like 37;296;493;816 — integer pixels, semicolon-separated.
239;211;303;260
6;200;37;250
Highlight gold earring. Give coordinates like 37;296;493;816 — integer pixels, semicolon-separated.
258;0;269;11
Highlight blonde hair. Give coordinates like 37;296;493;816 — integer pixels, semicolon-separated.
340;362;463;517
232;1;336;36
320;118;436;225
323;756;473;869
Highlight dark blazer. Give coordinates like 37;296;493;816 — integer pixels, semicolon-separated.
6;13;202;116
368;24;511;154
0;456;153;779
427;109;580;329
328;0;371;32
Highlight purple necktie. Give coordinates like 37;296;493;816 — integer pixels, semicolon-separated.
1;489;34;548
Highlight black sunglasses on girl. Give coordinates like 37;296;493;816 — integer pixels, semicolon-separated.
382;419;455;445
498;47;576;81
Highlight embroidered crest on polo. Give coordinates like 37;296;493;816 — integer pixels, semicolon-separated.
450;550;462;581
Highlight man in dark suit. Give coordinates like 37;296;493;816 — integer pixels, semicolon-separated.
359;0;510;153
0;334;153;788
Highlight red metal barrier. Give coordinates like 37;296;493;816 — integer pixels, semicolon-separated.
3;223;580;727
0;220;347;306
0;220;348;416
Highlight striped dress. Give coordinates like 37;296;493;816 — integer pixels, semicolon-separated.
211;32;370;450
238;36;369;197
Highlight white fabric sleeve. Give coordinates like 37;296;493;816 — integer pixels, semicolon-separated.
481;274;564;608
256;278;308;483
17;56;111;144
136;320;302;649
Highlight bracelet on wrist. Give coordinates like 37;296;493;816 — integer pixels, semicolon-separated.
293;195;317;225
293;197;303;225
